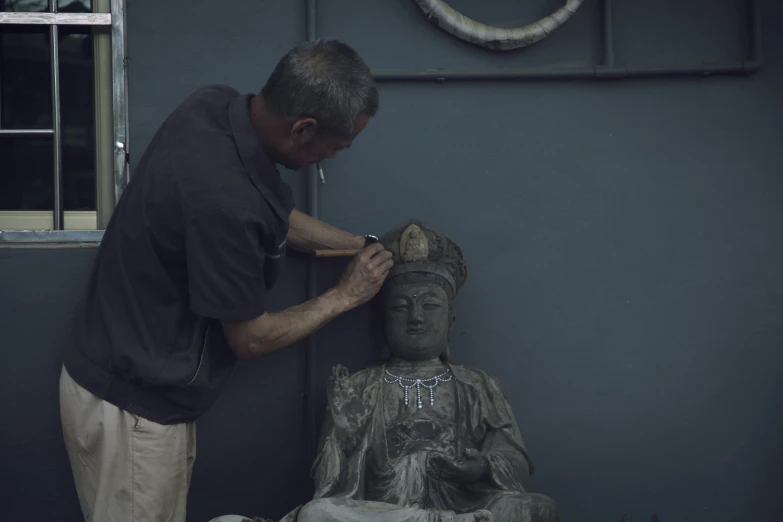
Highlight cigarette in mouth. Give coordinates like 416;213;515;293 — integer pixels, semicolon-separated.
316;162;325;184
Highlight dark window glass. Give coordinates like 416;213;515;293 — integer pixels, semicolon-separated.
0;25;97;213
0;135;53;210
0;26;52;129
59;0;91;12
0;0;49;11
60;26;95;211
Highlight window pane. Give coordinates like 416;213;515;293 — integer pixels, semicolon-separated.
0;135;53;210
0;0;49;12
59;0;90;12
60;26;95;211
0;26;52;129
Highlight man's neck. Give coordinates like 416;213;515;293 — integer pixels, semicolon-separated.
250;94;286;161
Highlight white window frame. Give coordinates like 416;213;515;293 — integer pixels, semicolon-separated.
0;0;128;244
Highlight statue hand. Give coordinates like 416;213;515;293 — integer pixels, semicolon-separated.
331;365;353;392
326;365;371;449
429;449;489;484
327;365;362;419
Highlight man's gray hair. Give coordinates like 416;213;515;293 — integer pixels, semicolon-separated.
261;38;379;138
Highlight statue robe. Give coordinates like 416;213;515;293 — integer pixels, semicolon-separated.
294;363;560;522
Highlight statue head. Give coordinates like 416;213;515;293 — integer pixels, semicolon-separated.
379;220;468;361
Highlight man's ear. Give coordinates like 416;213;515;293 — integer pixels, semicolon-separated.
290;118;318;143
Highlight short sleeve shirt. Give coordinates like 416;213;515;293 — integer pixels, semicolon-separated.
65;85;295;422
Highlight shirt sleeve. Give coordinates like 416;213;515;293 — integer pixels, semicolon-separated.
185;207;267;321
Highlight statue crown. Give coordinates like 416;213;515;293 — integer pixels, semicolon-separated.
381;220;468;296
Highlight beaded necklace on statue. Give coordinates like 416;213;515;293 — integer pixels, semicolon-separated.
384;368;453;409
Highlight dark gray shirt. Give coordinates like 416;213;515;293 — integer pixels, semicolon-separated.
65;85;295;424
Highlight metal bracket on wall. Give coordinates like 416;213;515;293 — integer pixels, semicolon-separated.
303;0;320;465
372;0;762;82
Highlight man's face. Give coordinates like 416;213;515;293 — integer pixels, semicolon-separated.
278;112;370;171
385;282;451;361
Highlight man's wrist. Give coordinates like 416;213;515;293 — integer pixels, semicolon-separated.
324;286;357;315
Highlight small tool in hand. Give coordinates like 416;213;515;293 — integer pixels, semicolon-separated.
312;248;362;258
311;234;379;258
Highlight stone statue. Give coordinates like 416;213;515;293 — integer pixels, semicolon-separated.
209;220;560;522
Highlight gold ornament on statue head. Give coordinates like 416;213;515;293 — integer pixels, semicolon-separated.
400;224;429;263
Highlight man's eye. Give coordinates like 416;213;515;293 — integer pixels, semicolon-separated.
422;303;442;310
391;305;408;312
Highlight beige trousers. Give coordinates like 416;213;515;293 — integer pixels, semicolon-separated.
59;366;196;522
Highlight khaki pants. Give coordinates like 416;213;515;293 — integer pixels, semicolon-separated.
59;366;196;522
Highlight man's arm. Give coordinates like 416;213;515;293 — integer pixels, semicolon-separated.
222;243;392;360
287;208;366;251
222;287;351;360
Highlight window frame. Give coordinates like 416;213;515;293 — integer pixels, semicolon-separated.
0;0;128;245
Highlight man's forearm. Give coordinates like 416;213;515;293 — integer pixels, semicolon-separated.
222;288;353;360
287;208;365;251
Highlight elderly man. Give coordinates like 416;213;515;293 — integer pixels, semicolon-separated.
59;38;391;522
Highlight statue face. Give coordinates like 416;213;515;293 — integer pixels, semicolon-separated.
385;282;450;360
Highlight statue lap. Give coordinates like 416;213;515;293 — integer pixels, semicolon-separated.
295;492;559;522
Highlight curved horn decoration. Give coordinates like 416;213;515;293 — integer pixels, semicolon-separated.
413;0;585;51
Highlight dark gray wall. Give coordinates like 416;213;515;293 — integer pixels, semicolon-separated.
1;0;782;521
0;248;93;521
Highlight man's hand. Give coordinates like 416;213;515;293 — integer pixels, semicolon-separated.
429;449;489;484
334;243;393;307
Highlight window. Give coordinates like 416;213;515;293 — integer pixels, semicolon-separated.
0;0;127;241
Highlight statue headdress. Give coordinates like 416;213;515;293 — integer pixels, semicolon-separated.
380;220;468;298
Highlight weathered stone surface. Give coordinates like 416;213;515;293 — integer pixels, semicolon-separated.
292;221;561;522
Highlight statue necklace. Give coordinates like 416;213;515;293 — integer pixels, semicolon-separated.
384;366;453;409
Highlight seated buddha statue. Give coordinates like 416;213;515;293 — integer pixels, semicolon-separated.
209;221;561;522
297;220;561;522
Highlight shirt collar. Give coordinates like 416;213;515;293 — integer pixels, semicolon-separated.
229;93;294;223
